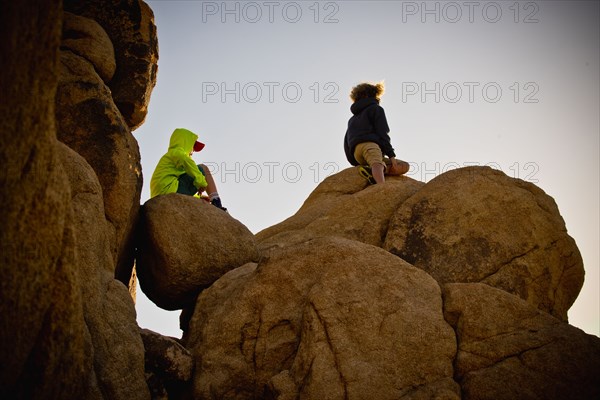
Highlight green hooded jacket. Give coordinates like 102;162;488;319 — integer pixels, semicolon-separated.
150;128;208;198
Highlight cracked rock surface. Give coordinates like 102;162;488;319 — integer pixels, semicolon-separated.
178;166;596;398
443;283;600;400
183;237;459;399
256;167;424;251
137;194;260;310
383;166;583;321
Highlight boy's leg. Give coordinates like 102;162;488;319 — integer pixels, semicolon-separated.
197;164;217;195
176;173;199;195
355;142;386;184
198;164;226;211
176;165;223;207
371;163;385;184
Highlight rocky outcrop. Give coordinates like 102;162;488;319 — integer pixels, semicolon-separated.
258;166;583;322
183;237;459;399
443;283;600;400
137;194;260;310
0;2;90;398
64;0;159;130
1;0;156;398
257;167;424;250
141;329;194;399
62;12;116;82
3;0;597;398
384;166;584;321
56;14;144;284
170;165;595;399
59;143;149;399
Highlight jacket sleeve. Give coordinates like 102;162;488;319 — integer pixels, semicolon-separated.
173;149;208;189
372;106;396;158
344;132;358;166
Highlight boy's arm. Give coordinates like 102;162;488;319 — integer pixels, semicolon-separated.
173;149;208;190
372;107;396;158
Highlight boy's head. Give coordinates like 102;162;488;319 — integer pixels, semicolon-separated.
350;82;385;103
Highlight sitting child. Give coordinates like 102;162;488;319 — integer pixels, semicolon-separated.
150;128;226;211
343;82;409;184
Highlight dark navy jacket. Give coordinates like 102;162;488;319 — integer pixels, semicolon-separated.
344;98;396;166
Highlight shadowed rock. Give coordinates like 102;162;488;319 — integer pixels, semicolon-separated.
64;0;158;130
141;328;193;399
137;194;260;310
62;12;116;82
59;143;149;400
56;44;142;285
0;3;89;398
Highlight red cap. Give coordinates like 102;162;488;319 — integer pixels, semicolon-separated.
193;141;205;152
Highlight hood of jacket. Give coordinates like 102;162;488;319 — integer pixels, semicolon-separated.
350;97;379;115
168;128;198;154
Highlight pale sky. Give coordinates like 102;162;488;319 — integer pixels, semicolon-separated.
135;0;599;338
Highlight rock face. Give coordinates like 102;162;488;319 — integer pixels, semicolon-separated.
3;0;598;398
172;166;596;399
141;328;194;399
257;168;424;250
0;2;89;398
141;329;193;383
183;237;459;399
1;0;156;398
443;283;600;400
56;15;144;285
62;11;116;82
384;166;584;321
64;0;159;130
59;143;149;399
137;194;260;310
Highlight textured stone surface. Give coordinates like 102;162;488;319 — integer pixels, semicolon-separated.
443;283;600;400
183;237;459;399
59;143;150;400
64;0;158;130
384;166;584;321
62;12;116;82
56;48;142;284
257;167;424;251
0;2;89;397
137;194;260;310
141;328;193;383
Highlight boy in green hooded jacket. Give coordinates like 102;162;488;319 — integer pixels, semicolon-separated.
150;128;226;210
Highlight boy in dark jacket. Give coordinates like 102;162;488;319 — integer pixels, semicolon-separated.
344;82;409;184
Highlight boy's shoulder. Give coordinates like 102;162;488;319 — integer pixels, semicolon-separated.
366;102;385;114
168;147;190;158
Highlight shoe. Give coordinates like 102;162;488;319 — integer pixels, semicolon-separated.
358;166;376;185
210;197;228;212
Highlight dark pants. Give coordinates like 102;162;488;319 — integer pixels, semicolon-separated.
177;164;205;195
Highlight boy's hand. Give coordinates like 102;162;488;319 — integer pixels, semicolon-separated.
388;157;399;174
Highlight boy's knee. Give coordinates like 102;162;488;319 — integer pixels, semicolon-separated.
197;164;209;176
397;160;410;174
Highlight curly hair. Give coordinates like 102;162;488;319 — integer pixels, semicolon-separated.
349;81;385;102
